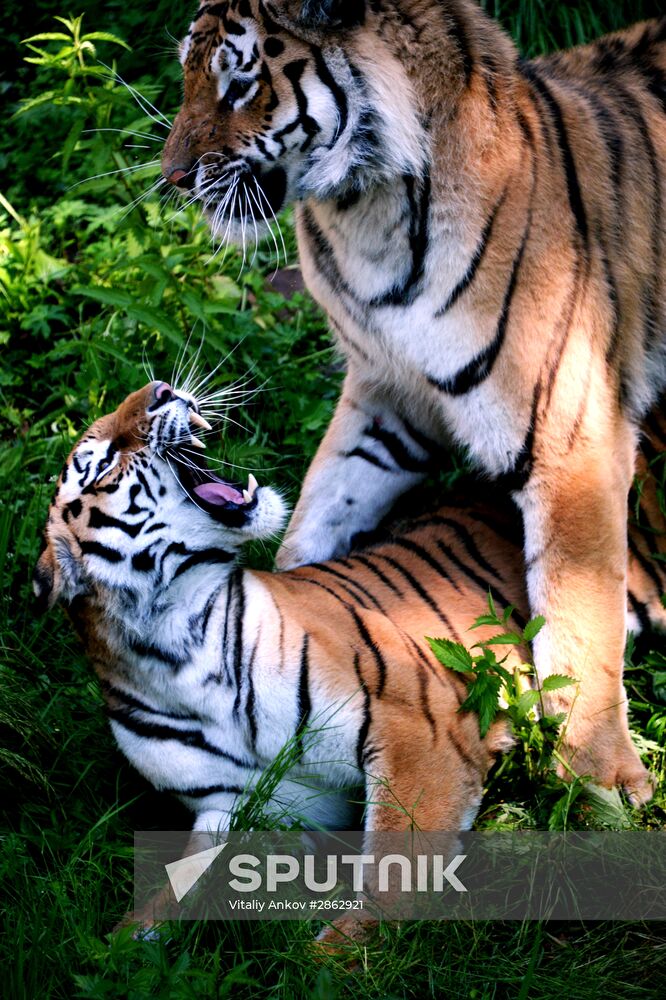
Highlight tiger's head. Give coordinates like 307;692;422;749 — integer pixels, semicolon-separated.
34;381;285;611
162;0;429;242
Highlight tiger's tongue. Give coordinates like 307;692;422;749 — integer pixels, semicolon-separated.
194;482;245;505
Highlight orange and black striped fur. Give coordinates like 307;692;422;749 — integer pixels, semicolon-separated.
35;383;664;840
162;3;666;799
34;385;665;939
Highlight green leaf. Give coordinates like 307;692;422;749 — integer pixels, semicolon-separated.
501;603;516;625
426;637;474;673
469;614;502;629
22;32;72;43
651;671;666;704
522;615;546;642
460;670;503;738
541;674;576;692
75;285;133;308
514;689;540;718
81;32;130;49
126;306;183;345
482;632;523;646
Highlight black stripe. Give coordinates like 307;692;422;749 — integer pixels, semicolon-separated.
340;554;404;597
402;418;445;458
446;5;474;87
282;59;320;152
173;783;246;798
108;707;253;767
294;574;358;609
127;636;186;668
610;82;663;352
100;680;193;721
245;636;258;750
124;483;144;516
628;590;651;634
309;562;385;611
496;382;540;494
520;62;588;252
402;629;461;700
172;547;235;580
66;498;82;519
364;421;430;473
329;316;370;361
351;608;388;697
434;189;506;318
232;572;246;717
463;506;525;550
295;633;311;753
428;155;533;397
312;47;348;143
389;537;461;592
448;727;482;772
188;582;226;646
343;446;394;472
79;540;124;563
221;569;238;686
145;521;167;535
628;535;665;595
301;206;355;300
542;256;587;408
368;172;431;307
134;466;156;503
374;553;461;641
413;514;506;582
418;666;436;737
352;652;371;771
434;540;526;631
131;546;156;572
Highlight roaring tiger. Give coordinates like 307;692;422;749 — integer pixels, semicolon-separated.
33;383;664;937
161;2;666;800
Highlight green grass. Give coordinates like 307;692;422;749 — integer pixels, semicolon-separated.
2;2;666;997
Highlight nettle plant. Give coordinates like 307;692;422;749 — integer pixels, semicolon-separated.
427;596;577;786
427;598;648;829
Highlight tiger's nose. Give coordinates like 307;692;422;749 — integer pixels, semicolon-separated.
166;167;196;190
150;382;176;409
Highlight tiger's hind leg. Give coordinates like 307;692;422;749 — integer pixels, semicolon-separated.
314;706;496;954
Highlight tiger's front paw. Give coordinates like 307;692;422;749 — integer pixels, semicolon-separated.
275;529;351;570
558;731;655;807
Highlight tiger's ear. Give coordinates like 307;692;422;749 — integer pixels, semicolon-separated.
33;538;86;613
297;0;366;29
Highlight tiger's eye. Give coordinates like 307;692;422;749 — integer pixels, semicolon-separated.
223;78;253;108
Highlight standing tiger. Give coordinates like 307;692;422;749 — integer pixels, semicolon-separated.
161;2;666;800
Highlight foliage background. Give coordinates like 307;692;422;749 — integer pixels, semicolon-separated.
1;1;666;997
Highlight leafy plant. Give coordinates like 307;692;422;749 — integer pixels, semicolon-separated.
428;593;572;747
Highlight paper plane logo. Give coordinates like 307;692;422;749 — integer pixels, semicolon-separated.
165;843;227;902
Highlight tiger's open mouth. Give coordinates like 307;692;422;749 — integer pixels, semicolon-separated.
170;448;259;529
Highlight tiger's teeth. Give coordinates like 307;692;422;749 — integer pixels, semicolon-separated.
189;411;212;431
247;473;258;497
189;435;206;449
242;489;252;504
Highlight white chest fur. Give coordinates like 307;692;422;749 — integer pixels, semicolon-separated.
296;192;532;476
